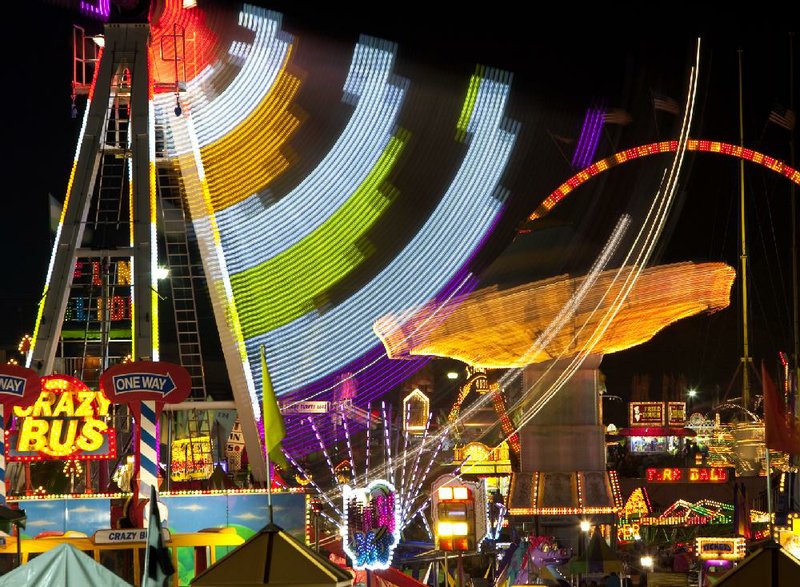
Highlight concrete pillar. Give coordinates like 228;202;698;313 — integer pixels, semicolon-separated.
518;354;606;472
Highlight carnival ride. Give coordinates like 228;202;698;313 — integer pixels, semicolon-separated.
7;3;800;583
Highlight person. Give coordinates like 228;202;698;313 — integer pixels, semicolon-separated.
605;571;622;587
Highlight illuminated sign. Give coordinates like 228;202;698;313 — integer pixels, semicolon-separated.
341;480;399;570
7;375;115;461
0;376;26;396
630;402;664;427
667;402;686;425
0;364;40;405
453;442;512;475
696;537;746;560
100;361;191;404
170;436;213;482
279;401;330;414
646;468;730;483
111;372;176;396
402;388;430;432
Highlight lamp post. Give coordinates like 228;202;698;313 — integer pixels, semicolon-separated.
579;520;591;583
687;388;698;412
310;498;322;552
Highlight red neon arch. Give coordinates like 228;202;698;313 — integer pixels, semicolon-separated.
531;140;800;221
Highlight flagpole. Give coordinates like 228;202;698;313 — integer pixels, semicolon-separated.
766;446;773;536
267;450;274;525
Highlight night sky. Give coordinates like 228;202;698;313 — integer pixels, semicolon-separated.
2;3;797;424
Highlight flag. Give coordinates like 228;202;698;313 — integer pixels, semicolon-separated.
603;108;632;126
143;485;174;587
261;345;288;469
653;94;680;115
763;361;800;455
733;482;752;538
768;104;796;131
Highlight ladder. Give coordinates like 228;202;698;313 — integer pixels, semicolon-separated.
157;160;208;399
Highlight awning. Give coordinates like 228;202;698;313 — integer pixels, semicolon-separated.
619;427;696;437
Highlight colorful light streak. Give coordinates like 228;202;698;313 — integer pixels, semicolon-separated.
571;107;604;169
80;0;110;21
301;401;441;540
532;139;800;221
228;131;408;336
150;0;218;86
370;44;703;488
157;6;293;153
248;67;516;399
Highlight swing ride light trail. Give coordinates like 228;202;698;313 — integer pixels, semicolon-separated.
305;403;446;534
309;416;338;484
341;403;356;482
382;401;395;487
345;39;702;492
284;451;343;517
505;40;700;437
399;402;412;509
399;412;432;520
282;272;477;410
349;206;633;493
419;509;434;540
365;402;371;477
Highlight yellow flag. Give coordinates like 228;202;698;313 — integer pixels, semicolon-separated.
261;345;288;469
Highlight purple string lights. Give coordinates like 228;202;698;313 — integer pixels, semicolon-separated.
571;107;605;170
80;0;110;21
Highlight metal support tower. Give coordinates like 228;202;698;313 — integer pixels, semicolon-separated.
28;24;157;375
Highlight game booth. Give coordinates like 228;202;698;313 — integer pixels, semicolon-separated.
0;365;309;585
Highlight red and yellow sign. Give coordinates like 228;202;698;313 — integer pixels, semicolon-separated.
646;467;730;483
630;402;665;427
667;401;686;425
6;375;116;461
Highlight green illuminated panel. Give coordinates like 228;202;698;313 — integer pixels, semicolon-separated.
231;132;407;338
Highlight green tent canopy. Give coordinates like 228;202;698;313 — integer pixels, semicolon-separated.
0;543;132;587
566;529;623;575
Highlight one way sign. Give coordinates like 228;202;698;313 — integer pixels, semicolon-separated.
100;361;191;404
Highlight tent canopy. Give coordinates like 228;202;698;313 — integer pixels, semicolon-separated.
715;541;800;586
191;524;352;587
0;543;132;587
566;529;623;575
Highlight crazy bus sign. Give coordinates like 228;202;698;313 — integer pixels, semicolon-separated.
7;375;116;461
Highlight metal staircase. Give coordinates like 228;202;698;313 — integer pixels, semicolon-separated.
157;160;208;399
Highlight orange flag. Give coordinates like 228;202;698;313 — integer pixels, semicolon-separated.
762;361;800;455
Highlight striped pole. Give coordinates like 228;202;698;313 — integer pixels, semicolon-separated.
139;400;159;499
0;405;5;504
